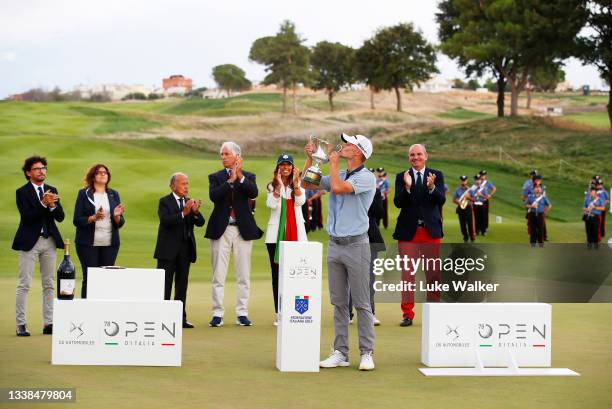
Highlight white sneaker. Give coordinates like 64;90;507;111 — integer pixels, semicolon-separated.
373;316;381;326
359;351;375;371
320;350;350;368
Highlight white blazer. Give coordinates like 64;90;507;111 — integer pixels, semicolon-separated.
265;185;308;243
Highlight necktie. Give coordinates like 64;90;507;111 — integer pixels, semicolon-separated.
38;186;49;237
416;172;424;197
179;197;190;240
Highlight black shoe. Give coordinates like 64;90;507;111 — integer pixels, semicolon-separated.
43;324;53;335
400;318;413;327
182;321;194;329
17;324;30;336
236;316;252;326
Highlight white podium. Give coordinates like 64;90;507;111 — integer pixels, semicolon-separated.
52;267;183;366
87;267;165;300
420;303;578;376
276;241;323;372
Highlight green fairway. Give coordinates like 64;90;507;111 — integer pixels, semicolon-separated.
565;112;611;130
0;278;610;409
0;132;606;280
0;96;611;409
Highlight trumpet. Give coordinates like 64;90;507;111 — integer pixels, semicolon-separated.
459;184;477;209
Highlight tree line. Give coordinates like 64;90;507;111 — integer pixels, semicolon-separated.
213;1;610;130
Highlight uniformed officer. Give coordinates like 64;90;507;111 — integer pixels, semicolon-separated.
525;184;551;247
376;167;390;229
583;186;606;249
453;175;475;242
472;174;489;236
522;170;538;201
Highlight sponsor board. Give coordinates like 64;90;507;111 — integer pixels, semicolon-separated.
52;299;182;366
422;303;551;367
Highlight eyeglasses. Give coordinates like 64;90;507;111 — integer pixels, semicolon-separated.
31;166;47;172
95;171;108;175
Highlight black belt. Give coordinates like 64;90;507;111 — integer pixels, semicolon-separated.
329;233;368;245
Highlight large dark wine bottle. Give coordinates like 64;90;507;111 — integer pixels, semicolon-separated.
57;239;76;300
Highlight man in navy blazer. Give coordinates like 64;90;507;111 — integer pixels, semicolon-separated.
154;172;205;328
205;141;263;327
12;156;65;336
392;144;445;327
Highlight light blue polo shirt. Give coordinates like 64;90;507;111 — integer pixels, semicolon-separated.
320;167;376;237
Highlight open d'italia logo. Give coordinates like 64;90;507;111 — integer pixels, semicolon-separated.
295;296;309;315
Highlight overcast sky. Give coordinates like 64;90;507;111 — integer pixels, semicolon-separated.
0;0;606;98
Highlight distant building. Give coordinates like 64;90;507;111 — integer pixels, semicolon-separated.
73;84;152;100
555;81;572;93
415;76;454;93
162;75;193;93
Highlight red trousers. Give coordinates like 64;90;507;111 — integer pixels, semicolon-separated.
398;227;442;320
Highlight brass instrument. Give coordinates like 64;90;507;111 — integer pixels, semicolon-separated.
459;184;476;210
473;184;487;206
529;192;546;213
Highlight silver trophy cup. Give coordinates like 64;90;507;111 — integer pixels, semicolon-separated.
303;136;341;186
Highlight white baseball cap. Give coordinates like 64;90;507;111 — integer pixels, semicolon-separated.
341;133;373;159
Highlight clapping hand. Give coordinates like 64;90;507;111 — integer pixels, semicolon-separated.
95;206;105;221
183;199;195;216
275;168;283;187
426;172;436;190
113;203;125;217
191;199;202;214
403;171;413;190
292;167;300;186
228;165;238;183
235;156;244;180
42;190;59;208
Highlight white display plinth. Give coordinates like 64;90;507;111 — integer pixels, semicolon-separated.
420;303;579;377
52;299;182;366
276;241;323;372
87;267;165;301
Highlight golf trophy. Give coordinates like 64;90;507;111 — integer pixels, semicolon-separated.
303;135;340;186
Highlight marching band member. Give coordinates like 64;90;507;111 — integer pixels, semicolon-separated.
453;175;475;242
472;174;489;236
376;167;390;229
522;170;538;201
525;184;551;247
583;186;605;249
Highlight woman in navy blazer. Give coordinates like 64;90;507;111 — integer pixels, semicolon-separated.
73;164;125;298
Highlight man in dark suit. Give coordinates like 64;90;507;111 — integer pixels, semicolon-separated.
154;172;205;328
205;141;263;327
12;156;65;336
393;144;445;327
